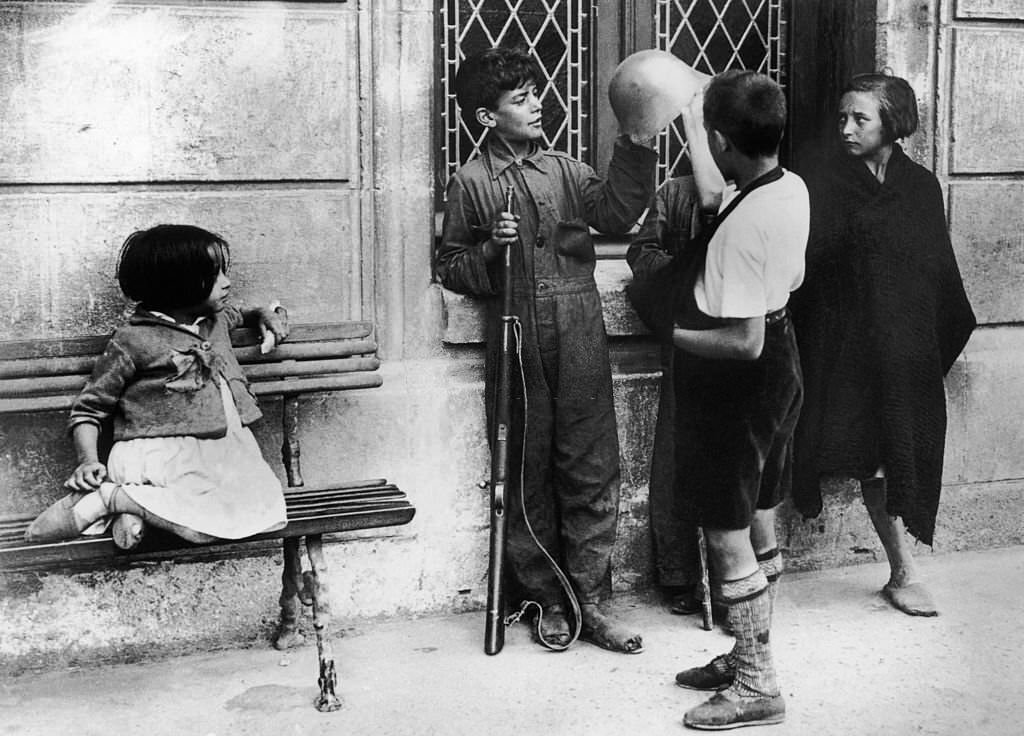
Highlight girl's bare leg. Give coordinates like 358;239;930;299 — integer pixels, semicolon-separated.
861;477;937;616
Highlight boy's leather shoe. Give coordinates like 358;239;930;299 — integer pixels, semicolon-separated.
683;691;785;730
675;653;735;691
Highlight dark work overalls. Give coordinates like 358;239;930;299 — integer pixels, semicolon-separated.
437;137;657;606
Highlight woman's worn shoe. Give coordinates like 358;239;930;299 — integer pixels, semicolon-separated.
24;493;87;543
675;652;736;690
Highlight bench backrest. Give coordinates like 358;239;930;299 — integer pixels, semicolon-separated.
0;322;381;414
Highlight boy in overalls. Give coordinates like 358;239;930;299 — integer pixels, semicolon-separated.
436;47;656;652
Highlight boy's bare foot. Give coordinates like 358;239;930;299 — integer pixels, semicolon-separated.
882;581;938;616
580;603;643;654
533;604;571;648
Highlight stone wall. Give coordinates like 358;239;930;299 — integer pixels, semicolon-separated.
2;0;1024;674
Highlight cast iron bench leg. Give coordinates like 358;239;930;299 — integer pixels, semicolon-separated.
274;537;306;649
274;395;306;649
305;533;341;711
277;395;341;710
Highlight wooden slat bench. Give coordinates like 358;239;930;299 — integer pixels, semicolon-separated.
0;478;413;569
0;322;414;686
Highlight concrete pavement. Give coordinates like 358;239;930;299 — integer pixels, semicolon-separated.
2;546;1022;736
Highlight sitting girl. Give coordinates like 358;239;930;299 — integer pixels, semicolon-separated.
26;224;289;549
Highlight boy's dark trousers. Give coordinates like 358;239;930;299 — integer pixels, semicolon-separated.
485;275;619;607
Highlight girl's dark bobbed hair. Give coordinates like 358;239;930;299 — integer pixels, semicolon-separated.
844;72;919;142
116;224;230;311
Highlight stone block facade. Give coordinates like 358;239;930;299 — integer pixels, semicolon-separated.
2;0;1023;672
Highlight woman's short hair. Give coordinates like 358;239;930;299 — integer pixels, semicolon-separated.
117;224;230;311
843;72;919;141
703;69;787;158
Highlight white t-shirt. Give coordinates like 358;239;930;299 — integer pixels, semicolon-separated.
695;169;809;318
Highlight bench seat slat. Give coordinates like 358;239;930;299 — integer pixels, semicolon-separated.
0;479;394;528
0;322;374;362
0;497;411;538
234;339;378;364
229;322;373;347
251;373;383;396
0;371;384;412
0;341;379;382
243;356;380;380
0;357;382;400
0;483;414;571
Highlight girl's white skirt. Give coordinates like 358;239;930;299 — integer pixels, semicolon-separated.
106;378;287;539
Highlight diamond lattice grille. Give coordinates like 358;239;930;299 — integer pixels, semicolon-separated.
657;0;788;184
438;1;788;194
439;0;592;193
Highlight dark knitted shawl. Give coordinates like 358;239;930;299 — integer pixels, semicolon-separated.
790;144;975;545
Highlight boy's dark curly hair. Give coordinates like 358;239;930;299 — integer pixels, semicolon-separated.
703;69;787;158
454;46;544;130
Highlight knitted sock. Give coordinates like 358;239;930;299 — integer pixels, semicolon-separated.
715;552;782;670
717;569;779;699
757;547;783;618
712;563;770;669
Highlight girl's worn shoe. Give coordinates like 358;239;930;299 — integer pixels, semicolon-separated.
24;493;86;543
111;513;146;550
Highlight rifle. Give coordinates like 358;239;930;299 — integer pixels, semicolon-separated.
484;185;518;655
697;527;713;631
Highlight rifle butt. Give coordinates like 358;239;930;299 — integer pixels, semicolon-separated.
484;481;508;654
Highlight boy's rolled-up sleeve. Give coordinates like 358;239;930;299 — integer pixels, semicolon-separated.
628;177;701;277
436;175;499;296
581;136;659;235
627;188;675;279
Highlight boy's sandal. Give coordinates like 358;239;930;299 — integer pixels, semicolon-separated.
580;604;644;654
24;493;85;543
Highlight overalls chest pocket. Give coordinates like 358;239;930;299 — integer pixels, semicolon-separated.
553;218;595;263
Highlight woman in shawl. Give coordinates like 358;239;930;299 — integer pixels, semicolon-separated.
790;73;975;616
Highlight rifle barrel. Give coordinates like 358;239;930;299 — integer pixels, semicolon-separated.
484;186;518;655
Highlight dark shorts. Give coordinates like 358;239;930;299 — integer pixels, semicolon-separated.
672;317;804;530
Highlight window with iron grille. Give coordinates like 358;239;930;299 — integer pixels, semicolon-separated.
438;0;790;198
438;0;594;198
656;0;788;184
